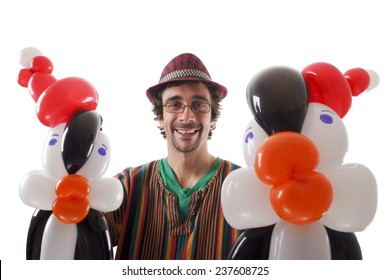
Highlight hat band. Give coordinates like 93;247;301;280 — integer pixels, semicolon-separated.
160;69;211;83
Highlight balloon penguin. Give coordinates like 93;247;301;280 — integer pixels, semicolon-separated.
17;47;123;259
221;62;379;259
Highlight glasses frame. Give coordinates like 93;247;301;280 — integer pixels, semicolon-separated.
162;100;211;114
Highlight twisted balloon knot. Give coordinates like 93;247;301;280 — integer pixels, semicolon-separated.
254;132;333;225
52;174;91;224
17;55;54;88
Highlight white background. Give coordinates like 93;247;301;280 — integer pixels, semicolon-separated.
1;0;388;278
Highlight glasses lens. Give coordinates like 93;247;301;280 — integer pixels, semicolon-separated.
191;101;210;113
166;101;183;112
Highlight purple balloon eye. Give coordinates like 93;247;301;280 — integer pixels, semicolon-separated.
98;144;108;156
48;134;60;146
320;114;333;124
245;132;254;143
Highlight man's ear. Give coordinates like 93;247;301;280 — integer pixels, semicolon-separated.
158;118;164;129
210;120;216;130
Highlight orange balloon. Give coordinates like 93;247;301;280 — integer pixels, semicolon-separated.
254;132;319;185
53;198;90;224
270;171;333;225
53;174;91;224
56;174;90;199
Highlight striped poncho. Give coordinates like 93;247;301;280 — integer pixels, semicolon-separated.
105;159;241;260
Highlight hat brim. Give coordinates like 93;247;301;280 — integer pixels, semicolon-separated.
146;77;227;103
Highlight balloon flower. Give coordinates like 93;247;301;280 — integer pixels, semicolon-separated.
17;47;123;259
221;63;379;259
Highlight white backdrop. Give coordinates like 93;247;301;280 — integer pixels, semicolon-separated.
1;0;388;278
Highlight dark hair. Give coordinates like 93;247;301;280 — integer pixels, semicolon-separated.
152;81;222;139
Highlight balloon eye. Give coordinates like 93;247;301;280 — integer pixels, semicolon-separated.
48;134;60;146
98;144;107;156
245;132;254;143
48;139;58;146
320;114;333;124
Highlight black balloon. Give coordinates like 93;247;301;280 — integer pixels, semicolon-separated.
246;66;309;136
228;225;362;260
26;209;52;259
62;110;102;174
74;209;113;260
228;225;275;260
26;209;113;260
325;227;362;260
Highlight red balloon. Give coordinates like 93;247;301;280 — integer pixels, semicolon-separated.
17;68;33;87
344;68;370;97
36;77;99;127
254;132;319;185
302;62;352;118
270;172;333;225
52;198;90;224
55;174;91;199
53;174;91;224
28;73;57;102
31;56;53;74
254;132;333;225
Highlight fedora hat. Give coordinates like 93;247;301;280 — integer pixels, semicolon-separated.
146;53;227;103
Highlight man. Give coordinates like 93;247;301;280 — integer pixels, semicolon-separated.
105;53;240;259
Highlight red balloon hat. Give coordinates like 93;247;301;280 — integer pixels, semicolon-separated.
302;62;379;118
17;47;99;127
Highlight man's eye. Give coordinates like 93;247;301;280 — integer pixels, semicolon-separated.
192;101;202;108
193;101;206;109
169;101;182;110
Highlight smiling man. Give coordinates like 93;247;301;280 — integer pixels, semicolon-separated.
105;53;241;260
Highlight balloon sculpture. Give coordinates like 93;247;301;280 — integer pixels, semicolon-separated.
17;47;123;259
221;62;379;259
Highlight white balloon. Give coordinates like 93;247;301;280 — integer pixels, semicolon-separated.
366;69;380;91
321;163;377;232
301;103;348;172
221;168;279;229
78;131;111;181
242;118;268;167
269;220;331;260
19;170;56;210
18;47;43;67
40;215;77;260
89;177;124;212
42;123;67;179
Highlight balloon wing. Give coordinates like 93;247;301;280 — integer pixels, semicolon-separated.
321;163;377;232
89;177;124;212
19;170;57;210
221;168;279;229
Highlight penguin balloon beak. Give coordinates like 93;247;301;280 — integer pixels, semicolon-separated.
62;110;102;174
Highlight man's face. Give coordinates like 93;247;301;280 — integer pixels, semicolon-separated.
159;82;215;154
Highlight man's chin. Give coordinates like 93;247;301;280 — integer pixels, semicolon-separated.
172;140;200;153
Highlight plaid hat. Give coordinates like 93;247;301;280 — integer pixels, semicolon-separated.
146;53;227;103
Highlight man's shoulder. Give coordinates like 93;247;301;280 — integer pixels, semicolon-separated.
115;159;162;178
218;158;241;171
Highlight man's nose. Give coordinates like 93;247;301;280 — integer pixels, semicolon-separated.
179;105;195;120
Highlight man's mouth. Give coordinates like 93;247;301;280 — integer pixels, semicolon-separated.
173;124;202;136
176;129;198;134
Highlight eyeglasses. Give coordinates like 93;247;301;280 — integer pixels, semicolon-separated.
163;100;211;114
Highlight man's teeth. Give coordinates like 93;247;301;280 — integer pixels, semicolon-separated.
177;129;196;134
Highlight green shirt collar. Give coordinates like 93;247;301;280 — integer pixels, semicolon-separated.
159;157;221;222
